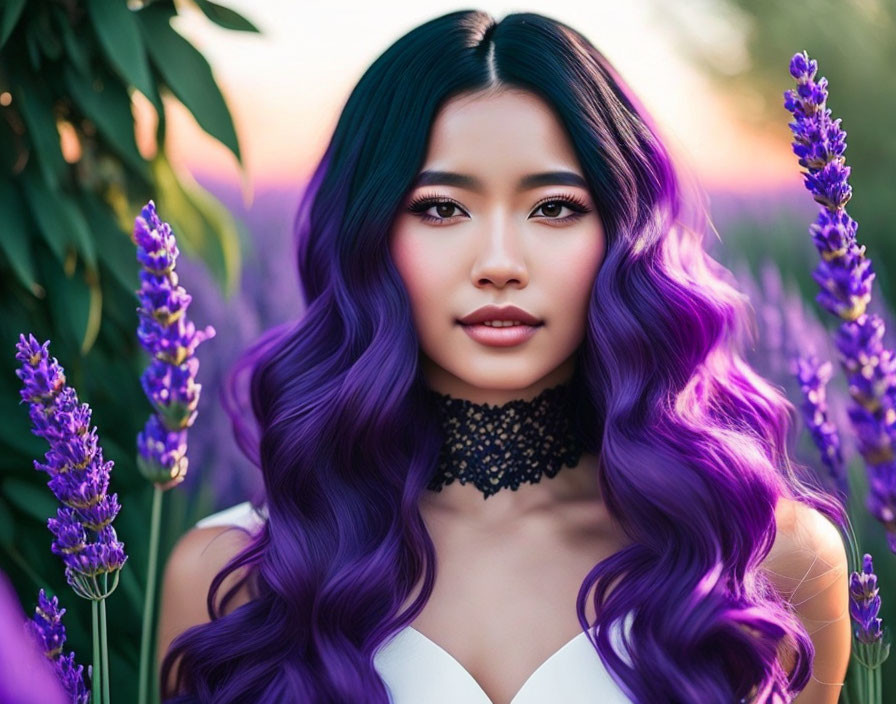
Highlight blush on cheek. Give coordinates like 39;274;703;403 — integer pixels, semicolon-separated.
554;246;603;292
389;231;432;281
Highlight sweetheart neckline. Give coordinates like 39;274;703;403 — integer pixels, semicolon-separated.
402;625;592;704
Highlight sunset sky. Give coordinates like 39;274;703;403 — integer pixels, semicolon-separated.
149;0;802;195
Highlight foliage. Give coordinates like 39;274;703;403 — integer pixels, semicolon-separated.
0;1;257;700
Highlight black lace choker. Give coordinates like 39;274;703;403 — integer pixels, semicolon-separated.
424;382;586;499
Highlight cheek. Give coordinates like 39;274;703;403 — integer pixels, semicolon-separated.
390;233;448;320
550;234;605;311
570;247;603;299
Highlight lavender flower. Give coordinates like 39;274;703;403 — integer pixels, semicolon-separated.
26;589;90;703
848;552;891;678
15;334;128;600
0;572;68;704
794;355;848;498
133;200;215;488
136;414;189;488
29;589;66;659
132;201;217;703
785;51;896;551
850;554;883;644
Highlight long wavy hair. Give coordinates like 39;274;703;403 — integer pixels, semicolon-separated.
160;10;849;703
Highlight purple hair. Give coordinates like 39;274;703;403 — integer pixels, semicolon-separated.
160;10;848;702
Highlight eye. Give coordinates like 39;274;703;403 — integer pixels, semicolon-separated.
405;191;593;226
405;196;468;225
531;194;593;222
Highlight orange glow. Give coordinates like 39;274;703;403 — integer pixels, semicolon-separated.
132;89;159;161
163;2;801;194
57;119;81;163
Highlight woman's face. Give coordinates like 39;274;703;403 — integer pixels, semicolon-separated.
389;88;606;404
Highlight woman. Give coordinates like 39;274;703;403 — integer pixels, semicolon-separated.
157;10;852;703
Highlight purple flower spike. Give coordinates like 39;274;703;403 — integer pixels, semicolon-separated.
1;572;68;704
47;507;88;558
133;201;215;490
784;52;896;548
795;354;847;498
26;589;90;703
29;590;66;659
55;652;90;704
137;413;189;488
15;333;128;600
849;554;884;644
134;200;180;274
140;356;201;430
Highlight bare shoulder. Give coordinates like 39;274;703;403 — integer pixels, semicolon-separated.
759;496;851;704
761;496;849;602
156;524;257;688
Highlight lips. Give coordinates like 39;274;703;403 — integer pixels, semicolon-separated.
461;323;540;347
457;304;542;327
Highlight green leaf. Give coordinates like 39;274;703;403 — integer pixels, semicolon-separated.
63;64;151;181
0;0;26;48
19;168;68;264
0;179;38;293
86;0;159;112
51;5;90;77
78;191;140;293
29;8;62;60
0;497;16;545
38;247;101;356
150;152;242;297
193;0;260;33
0;389;46;459
137;4;242;165
117;555;144;614
79;266;103;357
13;78;66;190
25;25;42;69
19;169;97;270
1;478;57;525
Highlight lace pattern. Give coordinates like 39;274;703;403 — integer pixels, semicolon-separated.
425;382;586;499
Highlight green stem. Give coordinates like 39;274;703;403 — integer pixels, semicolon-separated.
865;666;873;704
2;543;45;591
92;599;101;704
137;485;164;704
100;594;111;704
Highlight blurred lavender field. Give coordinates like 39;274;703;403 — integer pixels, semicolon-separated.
171;176;308;513
709;185;896;471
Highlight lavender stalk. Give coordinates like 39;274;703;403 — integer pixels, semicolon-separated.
27;589;91;703
784;50;893;701
15;334;129;703
784;50;896;549
794;354;848;499
132;201;215;704
849;554;889;702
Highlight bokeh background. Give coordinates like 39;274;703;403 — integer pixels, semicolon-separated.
1;0;894;701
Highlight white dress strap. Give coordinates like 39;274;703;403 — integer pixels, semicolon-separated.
193;500;268;533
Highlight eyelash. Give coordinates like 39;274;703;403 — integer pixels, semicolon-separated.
406;191;593;225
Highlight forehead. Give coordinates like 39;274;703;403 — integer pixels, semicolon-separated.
421;89;582;177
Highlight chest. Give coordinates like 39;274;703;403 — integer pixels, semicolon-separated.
402;502;630;704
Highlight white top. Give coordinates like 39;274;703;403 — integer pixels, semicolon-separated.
195;501;634;703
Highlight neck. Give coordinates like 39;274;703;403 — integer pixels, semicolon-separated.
420;450;603;523
421;378;602;521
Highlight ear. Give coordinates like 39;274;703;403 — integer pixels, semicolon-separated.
760;497;851;704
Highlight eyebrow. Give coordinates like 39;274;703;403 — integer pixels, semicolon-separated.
411;169;589;192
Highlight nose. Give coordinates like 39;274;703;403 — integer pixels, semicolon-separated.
469;215;529;289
